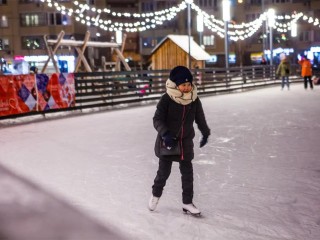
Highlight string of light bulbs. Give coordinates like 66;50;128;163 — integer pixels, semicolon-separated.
40;0;320;41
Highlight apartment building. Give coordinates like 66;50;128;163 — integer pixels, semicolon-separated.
238;0;320;66
138;0;320;67
0;0;110;73
1;0;320;72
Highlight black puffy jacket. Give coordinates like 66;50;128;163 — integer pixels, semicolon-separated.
153;93;211;161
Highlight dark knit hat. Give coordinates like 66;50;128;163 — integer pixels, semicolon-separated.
169;66;193;86
30;66;38;73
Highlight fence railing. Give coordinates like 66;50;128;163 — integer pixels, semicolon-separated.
0;65;303;120
74;65;302;110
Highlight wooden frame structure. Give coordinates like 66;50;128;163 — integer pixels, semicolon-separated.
42;31;131;73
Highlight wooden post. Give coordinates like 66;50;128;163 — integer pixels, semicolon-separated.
42;31;65;73
114;48;131;71
115;33;127;71
75;31;91;72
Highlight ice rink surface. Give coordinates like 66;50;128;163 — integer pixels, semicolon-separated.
1;84;320;240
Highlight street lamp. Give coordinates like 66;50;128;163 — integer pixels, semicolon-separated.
116;31;122;44
267;8;275;66
197;14;204;47
223;0;231;69
261;0;266;59
186;0;193;69
291;21;297;37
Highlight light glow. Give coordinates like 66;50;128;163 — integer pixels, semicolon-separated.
38;0;320;41
222;0;231;22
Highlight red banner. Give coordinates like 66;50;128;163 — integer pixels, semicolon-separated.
0;73;75;117
0;75;35;116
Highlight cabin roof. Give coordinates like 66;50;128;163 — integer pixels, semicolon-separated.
151;35;210;60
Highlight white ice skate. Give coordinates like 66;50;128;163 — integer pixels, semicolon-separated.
182;203;201;216
148;195;160;211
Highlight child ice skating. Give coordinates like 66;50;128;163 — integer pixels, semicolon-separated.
149;66;211;216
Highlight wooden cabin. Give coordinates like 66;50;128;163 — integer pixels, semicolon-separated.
150;35;210;70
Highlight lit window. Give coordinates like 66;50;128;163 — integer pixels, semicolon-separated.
142;37;153;48
48;13;69;26
22;36;44;50
0;15;8;27
3;38;9;49
0;38;9;50
21;13;46;26
203;35;214;46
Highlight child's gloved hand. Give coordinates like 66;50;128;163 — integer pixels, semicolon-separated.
200;135;209;148
162;132;175;149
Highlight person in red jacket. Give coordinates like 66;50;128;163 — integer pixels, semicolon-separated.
298;57;313;90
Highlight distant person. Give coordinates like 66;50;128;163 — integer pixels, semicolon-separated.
148;66;210;216
30;66;38;74
298;57;313;90
276;57;291;90
261;57;267;65
312;76;320;85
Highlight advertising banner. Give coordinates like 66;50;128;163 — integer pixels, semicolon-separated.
37;73;75;111
0;74;36;116
0;73;75;117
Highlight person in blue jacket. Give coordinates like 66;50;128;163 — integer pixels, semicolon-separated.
149;66;211;216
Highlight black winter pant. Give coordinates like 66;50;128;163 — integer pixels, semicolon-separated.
152;159;194;204
304;76;313;89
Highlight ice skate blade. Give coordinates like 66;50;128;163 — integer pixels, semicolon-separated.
182;208;201;217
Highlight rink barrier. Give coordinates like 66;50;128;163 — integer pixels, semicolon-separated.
0;73;75;119
73;65;303;110
0;65;304;120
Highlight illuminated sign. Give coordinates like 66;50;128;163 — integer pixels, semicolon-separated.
14;56;25;61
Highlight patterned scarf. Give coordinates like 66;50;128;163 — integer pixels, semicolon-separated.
166;79;198;105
